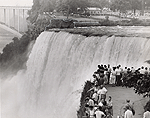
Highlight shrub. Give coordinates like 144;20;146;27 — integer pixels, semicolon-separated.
75;22;100;27
99;20;116;26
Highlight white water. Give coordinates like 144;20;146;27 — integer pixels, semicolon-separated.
1;31;150;118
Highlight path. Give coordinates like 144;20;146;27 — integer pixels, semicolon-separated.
107;85;149;118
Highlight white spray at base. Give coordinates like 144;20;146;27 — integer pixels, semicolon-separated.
1;31;150;118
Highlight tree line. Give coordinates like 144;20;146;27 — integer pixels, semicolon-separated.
28;0;150;23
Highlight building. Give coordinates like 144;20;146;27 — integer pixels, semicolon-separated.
86;7;102;15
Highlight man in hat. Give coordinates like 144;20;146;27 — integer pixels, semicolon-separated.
123;99;135;115
124;106;133;118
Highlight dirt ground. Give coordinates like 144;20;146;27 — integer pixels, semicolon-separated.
107;85;149;118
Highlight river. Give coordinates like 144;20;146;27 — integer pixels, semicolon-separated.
0;26;16;53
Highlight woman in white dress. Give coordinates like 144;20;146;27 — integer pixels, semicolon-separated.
110;67;116;85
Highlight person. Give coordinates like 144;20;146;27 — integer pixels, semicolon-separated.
97;98;107;115
88;98;95;107
98;98;104;107
88;82;99;93
149;68;150;75
110;67;116;85
83;97;90;116
92;91;99;105
143;107;150;118
118;65;123;72
88;106;95;118
140;66;145;76
107;96;113;116
95;106;106;118
94;71;105;86
99;64;105;74
123;67;128;75
116;66;122;86
123;99;135;115
121;67;128;86
131;67;135;73
98;85;107;101
101;85;107;100
124;106;133;118
144;67;149;75
127;68;131;74
107;64;112;84
104;68;109;84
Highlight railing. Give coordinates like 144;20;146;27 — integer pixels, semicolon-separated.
0;6;31;33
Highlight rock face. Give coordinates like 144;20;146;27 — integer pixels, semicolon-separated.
45;19;78;29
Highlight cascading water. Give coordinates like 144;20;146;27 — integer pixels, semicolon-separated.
1;31;150;118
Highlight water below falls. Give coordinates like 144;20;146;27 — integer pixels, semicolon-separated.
1;31;150;118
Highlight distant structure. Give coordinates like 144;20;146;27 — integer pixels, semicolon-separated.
0;6;31;33
86;7;102;15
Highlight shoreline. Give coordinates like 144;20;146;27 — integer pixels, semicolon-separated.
47;26;150;38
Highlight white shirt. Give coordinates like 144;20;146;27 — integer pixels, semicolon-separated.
116;68;121;75
88;99;95;106
131;68;135;73
101;87;107;94
92;93;98;101
89;109;95;117
124;110;133;118
98;101;103;107
123;69;128;74
140;69;145;74
107;100;113;107
143;111;150;118
95;110;105;118
97;87;107;95
111;70;116;76
97;89;102;95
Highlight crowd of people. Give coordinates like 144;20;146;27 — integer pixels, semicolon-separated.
82;64;150;118
83;84;112;118
82;64;113;118
92;64;150;87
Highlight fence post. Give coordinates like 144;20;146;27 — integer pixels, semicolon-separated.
4;8;6;24
17;9;20;32
13;9;15;28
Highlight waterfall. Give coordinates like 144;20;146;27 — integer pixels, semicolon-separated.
1;31;150;118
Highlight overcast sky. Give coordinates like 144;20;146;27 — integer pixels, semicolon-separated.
0;0;33;6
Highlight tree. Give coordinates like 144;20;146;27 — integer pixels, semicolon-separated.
122;72;150;98
89;0;110;9
58;0;89;14
130;0;142;15
110;0;131;13
27;0;57;23
27;0;41;23
110;0;144;15
40;0;55;13
145;0;150;9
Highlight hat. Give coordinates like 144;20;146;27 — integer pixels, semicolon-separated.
126;99;130;102
85;97;89;101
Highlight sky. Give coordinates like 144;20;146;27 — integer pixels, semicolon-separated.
0;0;33;6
